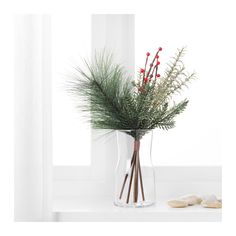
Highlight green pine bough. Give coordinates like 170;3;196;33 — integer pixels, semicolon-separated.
69;47;196;204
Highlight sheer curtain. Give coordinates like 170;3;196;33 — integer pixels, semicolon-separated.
14;15;53;221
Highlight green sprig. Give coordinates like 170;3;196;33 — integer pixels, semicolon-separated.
68;48;196;139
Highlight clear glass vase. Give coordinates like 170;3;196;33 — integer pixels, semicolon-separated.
114;130;156;208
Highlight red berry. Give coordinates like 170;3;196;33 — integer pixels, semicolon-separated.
155;55;159;59
150;63;153;67
140;68;145;73
156;74;160;78
157;61;160;65
158;47;162;51
146;52;150;56
144;77;148;83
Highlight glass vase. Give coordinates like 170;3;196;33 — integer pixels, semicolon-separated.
114;130;156;208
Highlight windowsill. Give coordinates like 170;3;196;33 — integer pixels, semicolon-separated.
53;196;221;222
53;166;221;221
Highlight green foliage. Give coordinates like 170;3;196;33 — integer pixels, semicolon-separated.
69;48;196;140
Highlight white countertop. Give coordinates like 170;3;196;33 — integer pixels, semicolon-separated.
53;196;221;222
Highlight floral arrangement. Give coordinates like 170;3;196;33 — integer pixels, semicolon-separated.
69;47;196;204
69;47;195;137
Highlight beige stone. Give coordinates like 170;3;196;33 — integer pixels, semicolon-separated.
180;195;202;205
201;200;222;208
167;200;188;208
201;194;217;202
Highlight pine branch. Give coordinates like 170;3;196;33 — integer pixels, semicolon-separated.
156;120;175;130
160;99;189;123
68;49;196;139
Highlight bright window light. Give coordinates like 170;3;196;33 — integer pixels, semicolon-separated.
52;14;91;165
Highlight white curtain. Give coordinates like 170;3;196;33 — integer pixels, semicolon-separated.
14;15;53;221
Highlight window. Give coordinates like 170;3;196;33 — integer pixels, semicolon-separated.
52;14;91;166
52;14;221;167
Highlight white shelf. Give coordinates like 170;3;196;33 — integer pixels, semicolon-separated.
53;196;221;222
